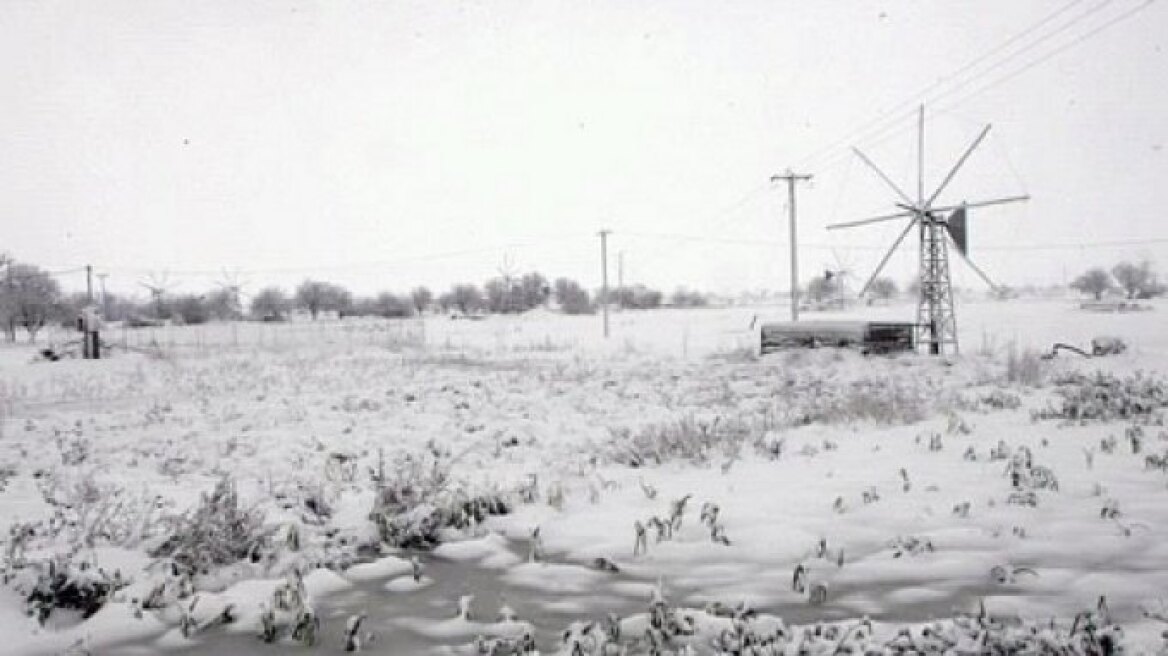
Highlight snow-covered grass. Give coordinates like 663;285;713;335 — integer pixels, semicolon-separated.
1;299;1167;654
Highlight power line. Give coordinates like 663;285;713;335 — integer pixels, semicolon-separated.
95;237;580;277
798;0;1118;171
933;0;1158;115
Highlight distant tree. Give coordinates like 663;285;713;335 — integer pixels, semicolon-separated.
1070;268;1113;301
0;262;62;342
869;277;898;301
57;291;90;327
250;286;289;319
1111;260;1160;299
369;292;413;318
410;286;433;314
171;294;210;325
670;288;708;307
613;284;663;310
204;288;240;321
905;279;921;299
553;277;592;315
519;272;550;309
806;274;837;303
440;283;483;314
295;280;351;319
483;277;513;313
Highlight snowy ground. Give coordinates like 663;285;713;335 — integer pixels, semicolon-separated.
1;298;1167;654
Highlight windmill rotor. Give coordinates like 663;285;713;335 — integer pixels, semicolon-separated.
215;268;251;318
138;271;177;320
827;106;1028;355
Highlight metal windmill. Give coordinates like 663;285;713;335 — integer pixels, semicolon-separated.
215;268;250;319
139;271;176;320
827;107;1028;355
825;247;858;308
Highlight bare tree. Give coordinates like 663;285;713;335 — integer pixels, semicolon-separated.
1111;261;1161;299
1071;268;1113;301
806;274;837;303
670;288;708;307
410;286;432;314
869;277;898;301
205;288;239;321
295;280;351;319
519;272;550;309
483;277;513;313
369;292;413;318
613;284;662;310
0;263;62;342
171;294;210;325
250;286;289;320
553;277;592;315
440;284;482;314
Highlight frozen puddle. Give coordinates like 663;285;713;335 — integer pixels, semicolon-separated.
95;532;1026;655
97;534;675;654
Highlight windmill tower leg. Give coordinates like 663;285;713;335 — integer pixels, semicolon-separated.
916;220;958;354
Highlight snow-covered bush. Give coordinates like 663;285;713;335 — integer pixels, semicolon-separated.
150;477;266;575
604;415;751;467
3;549;128;625
368;450;510;549
1034;371;1168;422
1006;345;1048;386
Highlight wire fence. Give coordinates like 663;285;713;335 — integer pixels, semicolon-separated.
41;317;427;357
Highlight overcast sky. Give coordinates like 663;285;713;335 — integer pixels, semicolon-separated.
2;0;1166;297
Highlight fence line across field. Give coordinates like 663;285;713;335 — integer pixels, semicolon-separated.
45;318;429;355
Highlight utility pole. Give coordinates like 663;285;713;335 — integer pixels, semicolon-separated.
97;273;109;316
86;265;93;304
771;170;813;321
617;251;624;291
598;229;611;338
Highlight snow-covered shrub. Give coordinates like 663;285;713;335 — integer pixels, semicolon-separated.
150;477;266;575
1034;371;1168;422
796;377;933;426
604;415;751;467
4;550;128;624
1006;345;1048;386
368;450;510;549
953;388;1022;413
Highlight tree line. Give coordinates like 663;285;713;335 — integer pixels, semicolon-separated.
0;255;712;341
1069;261;1165;301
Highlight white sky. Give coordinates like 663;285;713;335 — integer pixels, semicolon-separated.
2;0;1166;297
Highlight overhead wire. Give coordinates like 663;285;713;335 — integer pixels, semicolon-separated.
798;0;1117;172
656;0;1140;252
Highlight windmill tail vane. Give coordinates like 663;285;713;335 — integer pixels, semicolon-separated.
826;106;1029;355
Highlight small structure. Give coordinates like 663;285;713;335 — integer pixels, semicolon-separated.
77;304;103;359
760;320;915;355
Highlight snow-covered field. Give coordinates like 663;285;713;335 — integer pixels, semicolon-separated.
2;299;1167;654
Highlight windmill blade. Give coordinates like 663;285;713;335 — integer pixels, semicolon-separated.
925;124;992;208
959;253;999;291
929;195;1029;215
827;209;916;230
852;147;916;207
858;217;919;296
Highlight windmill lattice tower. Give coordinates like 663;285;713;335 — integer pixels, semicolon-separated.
828;106;1028;355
